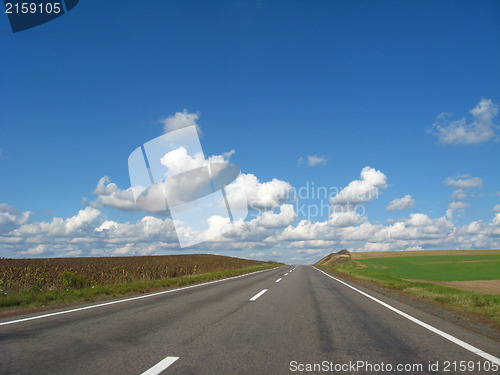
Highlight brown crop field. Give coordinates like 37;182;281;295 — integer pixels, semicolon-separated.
0;254;273;296
350;249;500;260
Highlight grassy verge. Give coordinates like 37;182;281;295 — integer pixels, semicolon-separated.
317;261;500;328
0;263;280;312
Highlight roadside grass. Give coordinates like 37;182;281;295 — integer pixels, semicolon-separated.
317;260;500;327
0;263;280;311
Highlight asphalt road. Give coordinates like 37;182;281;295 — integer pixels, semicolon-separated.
1;265;499;374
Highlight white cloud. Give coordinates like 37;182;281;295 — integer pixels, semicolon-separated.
1;206;180;257
432;99;499;144
444;176;483;189
307;155;327;166
159;147;234;178
295;249;324;255
90;176;138;211
162;110;201;134
160;147;207;176
2;160;500;260
451;189;467;201
329;210;366;227
20;244;49;256
254;204;297;228
90;147;236;214
330;166;387;206
2;199;500;260
287;240;336;248
406;213;434;227
448;201;470;210
386;195;414;210
12;207;102;238
226;173;293;210
443;175;482;218
90;176;174;215
361;242;393;252
446;201;470;219
297;155;327;167
276;220;336;242
0;204;31;234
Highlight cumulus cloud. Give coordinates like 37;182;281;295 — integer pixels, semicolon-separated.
162;110;201;134
443;174;482;218
159;147;234;178
287;240;336;249
432;99;499;144
329;210;366;227
386;195;415;210
0;204;31;234
330;166;387;206
448;201;470;211
226;173;293;210
0;205;180;257
307;155;326;166
444;175;483;189
89;147;236;214
160;147;207;176
2;161;499;261
297;155;327;167
20;244;49;256
90;176;138;211
89;177;174;215
254;204;297;228
275;220;336;242
451;189;467;201
2;200;500;260
12;207;103;238
295;249;324;255
446;202;469;219
272;208;500;261
405;213;434;227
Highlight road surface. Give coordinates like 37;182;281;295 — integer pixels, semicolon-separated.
1;265;499;374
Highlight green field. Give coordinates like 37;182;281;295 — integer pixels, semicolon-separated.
316;250;500;328
355;254;500;282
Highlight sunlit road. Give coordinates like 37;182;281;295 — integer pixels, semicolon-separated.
1;265;499;374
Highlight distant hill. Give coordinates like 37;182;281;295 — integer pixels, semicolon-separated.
316;249;351;266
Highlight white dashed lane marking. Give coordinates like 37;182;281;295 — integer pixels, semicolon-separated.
249;289;268;301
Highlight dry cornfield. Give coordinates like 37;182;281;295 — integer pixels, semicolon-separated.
0;254;270;295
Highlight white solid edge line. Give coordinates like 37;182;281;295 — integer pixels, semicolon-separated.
313;266;500;366
141;356;179;375
276;278;282;283
249;289;268;301
0;266;282;327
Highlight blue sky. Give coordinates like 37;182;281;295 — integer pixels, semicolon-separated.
1;1;499;263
